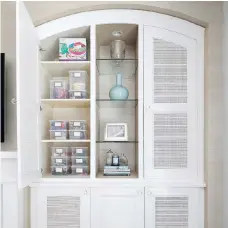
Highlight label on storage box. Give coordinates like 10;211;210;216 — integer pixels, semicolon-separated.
76;168;83;173
56;167;63;173
54;82;63;87
74;72;81;77
76;158;83;163
55;122;61;127
56;159;63;163
76;148;83;154
55;132;62;137
74;92;81;97
73;122;81;127
74;132;80;137
56;148;63;153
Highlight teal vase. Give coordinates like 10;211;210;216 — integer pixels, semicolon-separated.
109;73;129;100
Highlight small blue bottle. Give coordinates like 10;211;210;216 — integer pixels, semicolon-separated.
109;73;129;100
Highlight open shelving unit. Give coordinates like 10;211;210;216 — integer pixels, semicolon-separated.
39;23;141;179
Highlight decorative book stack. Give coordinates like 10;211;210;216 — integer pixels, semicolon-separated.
103;166;131;176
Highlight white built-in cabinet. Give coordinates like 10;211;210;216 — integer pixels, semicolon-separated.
17;2;205;228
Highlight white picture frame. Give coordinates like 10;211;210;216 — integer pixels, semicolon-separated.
104;123;128;141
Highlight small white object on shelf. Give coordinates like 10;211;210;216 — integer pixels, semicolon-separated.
104;123;128;141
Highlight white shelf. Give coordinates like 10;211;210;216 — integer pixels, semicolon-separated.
97;171;138;179
41;99;90;108
0;151;17;159
42;174;90;179
41;140;90;143
41;61;90;76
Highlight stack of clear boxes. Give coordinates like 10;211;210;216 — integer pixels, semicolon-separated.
51;146;89;176
49;71;88;99
69;71;88;99
49;120;88;140
51;147;72;175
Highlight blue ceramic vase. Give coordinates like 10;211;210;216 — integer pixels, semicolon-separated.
109;73;129;100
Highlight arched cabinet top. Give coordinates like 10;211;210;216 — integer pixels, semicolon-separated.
36;9;204;41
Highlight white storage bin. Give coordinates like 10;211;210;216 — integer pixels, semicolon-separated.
71;165;89;176
50;130;68;140
51;156;71;166
71;147;89;156
69;71;88;91
51;147;71;157
72;156;89;165
69;120;87;130
51;165;71;175
69;90;88;99
50;120;68;130
50;79;68;99
69;130;87;140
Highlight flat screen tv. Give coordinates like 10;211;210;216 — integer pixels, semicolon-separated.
0;53;5;142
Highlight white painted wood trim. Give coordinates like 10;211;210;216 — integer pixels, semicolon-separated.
36;10;204;41
0;152;17;159
90;25;96;179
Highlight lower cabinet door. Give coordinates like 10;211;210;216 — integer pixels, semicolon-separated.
33;187;90;228
91;187;144;228
145;187;204;228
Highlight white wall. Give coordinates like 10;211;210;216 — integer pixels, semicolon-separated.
223;2;228;228
0;1;17;151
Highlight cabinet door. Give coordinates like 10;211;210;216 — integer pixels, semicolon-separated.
17;2;40;187
91;187;144;228
34;187;90;228
144;26;204;182
145;187;204;228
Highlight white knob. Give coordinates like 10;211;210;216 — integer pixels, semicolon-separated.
84;190;88;195
137;190;143;195
11;98;17;104
147;191;152;196
146;105;151;109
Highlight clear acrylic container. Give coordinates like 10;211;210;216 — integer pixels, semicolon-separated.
69;70;88;91
71;147;89;156
51;165;71;175
69;120;87;130
71;165;89;176
51;147;71;157
69;90;88;99
51;156;71;166
69;130;87;140
50;120;68;130
50;130;68;140
71;156;89;165
50;79;68;99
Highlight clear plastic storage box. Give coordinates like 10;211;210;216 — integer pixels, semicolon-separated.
71;165;89;176
69;120;87;130
50;79;68;99
71;156;89;165
50;130;68;140
69;90;88;99
69;130;87;140
50;120;68;130
69;71;88;91
51;156;71;166
51;147;71;157
51;165;71;175
71;147;89;156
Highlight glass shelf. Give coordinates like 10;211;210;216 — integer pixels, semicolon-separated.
96;141;138;143
96;59;138;76
96;99;138;108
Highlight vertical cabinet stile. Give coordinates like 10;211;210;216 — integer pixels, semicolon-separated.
90;25;96;179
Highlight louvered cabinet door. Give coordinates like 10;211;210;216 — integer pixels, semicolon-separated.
145;188;204;228
35;187;90;228
144;26;204;182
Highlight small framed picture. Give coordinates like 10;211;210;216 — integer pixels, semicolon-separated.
104;123;128;141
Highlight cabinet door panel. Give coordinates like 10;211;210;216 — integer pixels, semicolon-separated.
91;187;144;228
145;188;204;228
17;2;40;188
144;25;203;182
36;187;90;228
